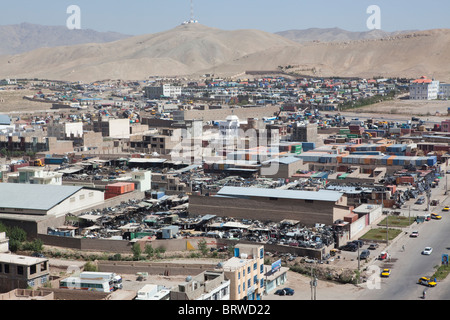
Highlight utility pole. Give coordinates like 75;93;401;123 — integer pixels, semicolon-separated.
310;266;317;300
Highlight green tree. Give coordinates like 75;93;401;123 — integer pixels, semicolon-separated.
132;243;142;260
198;239;208;256
144;244;154;259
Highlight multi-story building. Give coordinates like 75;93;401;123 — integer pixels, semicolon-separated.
170;270;230;300
409;76;440;100
0;253;50;292
438;83;450;100
219;244;265;300
8;166;63;185
93;118;130;139
144;84;182;99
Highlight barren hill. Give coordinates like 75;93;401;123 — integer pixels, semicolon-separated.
206;29;450;82
0;23;130;56
0;24;449;82
0;23;297;82
275;27;415;43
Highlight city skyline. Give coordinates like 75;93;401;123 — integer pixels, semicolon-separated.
0;0;449;36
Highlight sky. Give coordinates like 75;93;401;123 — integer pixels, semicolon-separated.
0;0;449;35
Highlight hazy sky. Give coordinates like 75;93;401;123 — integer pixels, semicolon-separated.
1;0;449;35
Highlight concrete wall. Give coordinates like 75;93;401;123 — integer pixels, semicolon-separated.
189;195;339;226
97;260;218;277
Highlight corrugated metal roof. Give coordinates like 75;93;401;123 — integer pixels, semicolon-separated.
0;184;82;211
217;186;343;202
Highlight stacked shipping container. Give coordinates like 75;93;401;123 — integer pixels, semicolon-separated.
105;182;135;200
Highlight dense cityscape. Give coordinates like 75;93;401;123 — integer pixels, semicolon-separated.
0;0;449;307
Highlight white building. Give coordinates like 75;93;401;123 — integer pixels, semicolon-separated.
0;184;104;217
8;166;63;185
170;271;230;300
47;122;83;140
218;115;240;141
145;84;182;99
409;76;440;100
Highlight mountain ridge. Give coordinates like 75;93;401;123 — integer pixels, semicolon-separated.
0;23;449;82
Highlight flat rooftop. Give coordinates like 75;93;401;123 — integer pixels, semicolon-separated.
216;186;343;202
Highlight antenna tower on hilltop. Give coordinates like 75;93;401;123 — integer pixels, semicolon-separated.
182;0;199;25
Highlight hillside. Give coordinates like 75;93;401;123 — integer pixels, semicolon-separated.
206;29;450;82
0;24;449;82
275;27;415;43
0;23;131;56
0;23;297;82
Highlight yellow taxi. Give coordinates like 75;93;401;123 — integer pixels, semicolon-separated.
381;269;391;278
431;213;442;220
418;277;437;287
442;206;450;212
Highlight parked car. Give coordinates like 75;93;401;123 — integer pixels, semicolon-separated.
340;243;358;252
352;240;364;248
422;247;433;255
368;243;379;250
274;288;294;296
359;250;370;260
418;277;436;287
282;288;295;295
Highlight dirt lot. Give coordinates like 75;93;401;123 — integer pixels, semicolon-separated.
350;98;450;117
0;89;54;114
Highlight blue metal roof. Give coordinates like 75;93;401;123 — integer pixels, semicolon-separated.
0;184;82;211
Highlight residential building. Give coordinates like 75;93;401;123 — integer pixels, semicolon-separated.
144;84;182;99
219;244;265;300
263;261;289;294
0;253;50;292
438;83;450;100
47;122;83;140
93;118;130;139
170;271;230;300
409;76;440;100
8;166;63;185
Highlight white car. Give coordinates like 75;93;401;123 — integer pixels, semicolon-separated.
422;247;433;255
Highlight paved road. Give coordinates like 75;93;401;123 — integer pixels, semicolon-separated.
357;174;450;300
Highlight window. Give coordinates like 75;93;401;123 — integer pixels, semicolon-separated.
260;264;264;274
248;279;251;288
30;265;36;275
238;284;240;294
254;275;258;285
4;264;9;273
238;272;240;280
17;266;24;275
260;248;264;259
253;263;257;271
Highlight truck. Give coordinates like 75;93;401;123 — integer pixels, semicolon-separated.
79;272;123;290
44;156;69;165
32;159;44;167
135;284;158;300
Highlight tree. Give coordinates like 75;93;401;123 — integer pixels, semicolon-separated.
132;243;142;260
198;239;208;256
144;244;154;259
